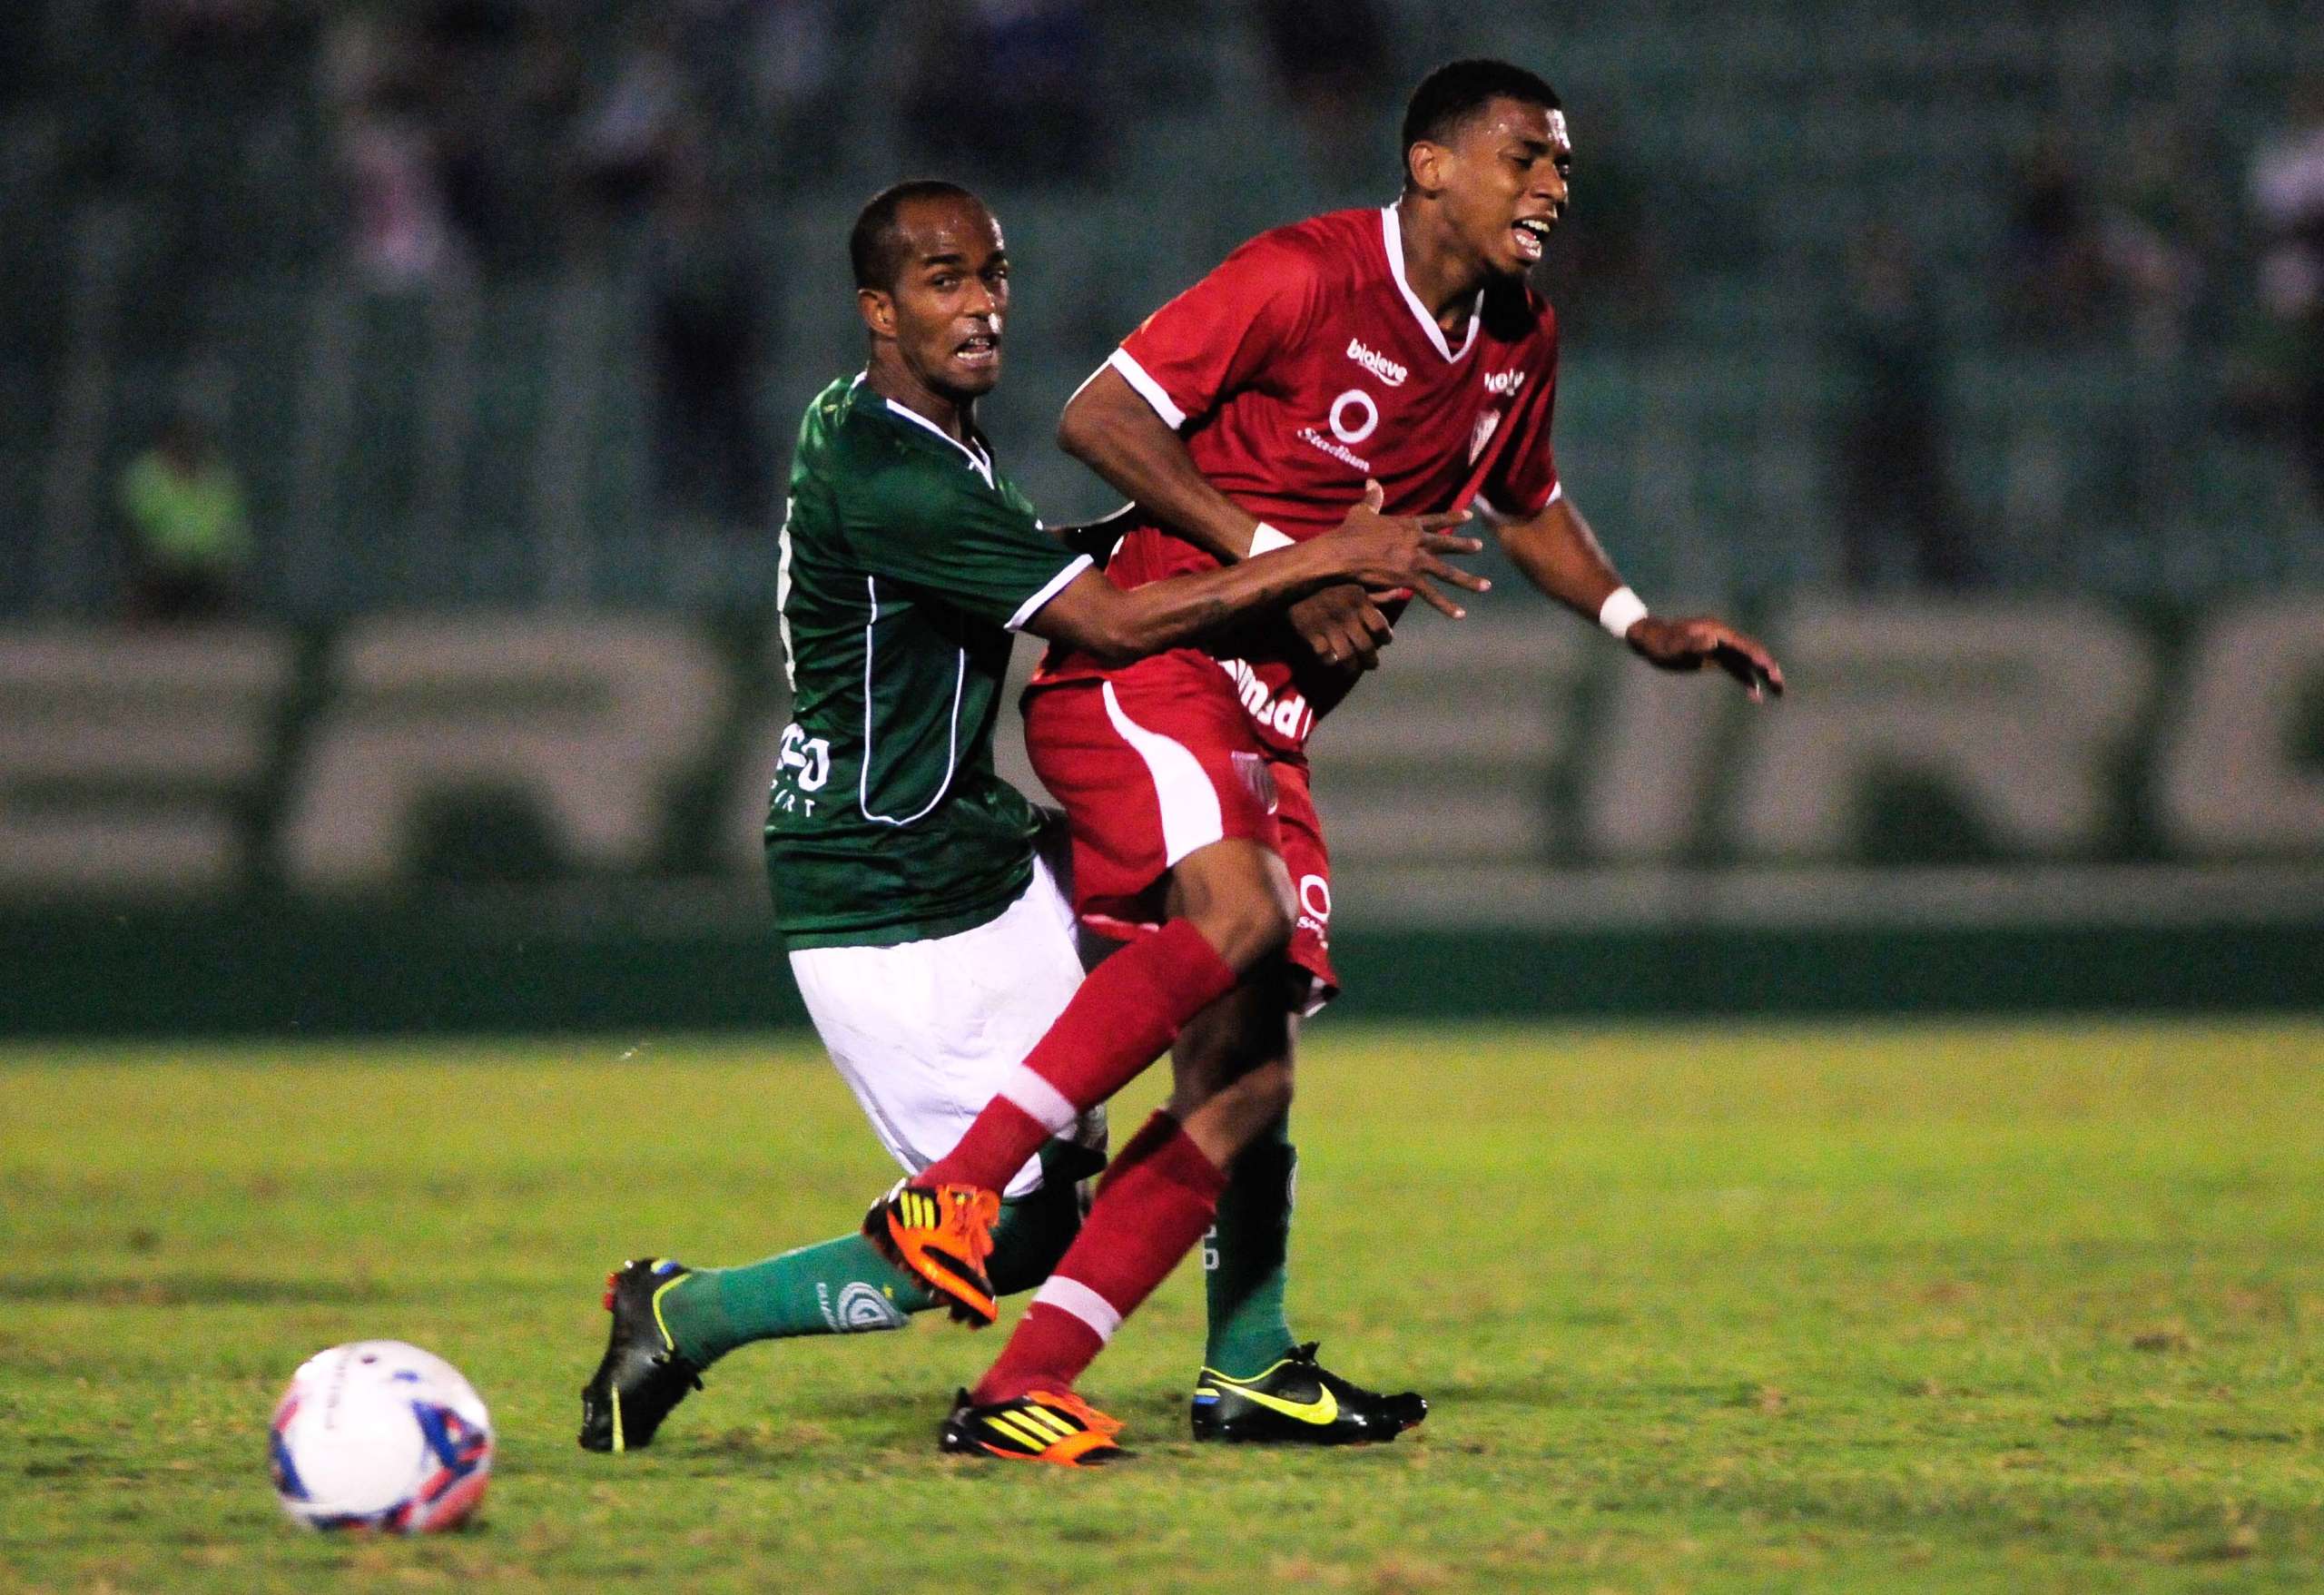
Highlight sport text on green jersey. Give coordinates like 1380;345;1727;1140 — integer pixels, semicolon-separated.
766;374;1089;948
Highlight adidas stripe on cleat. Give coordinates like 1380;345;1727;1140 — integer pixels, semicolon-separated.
1190;1342;1426;1445
578;1257;704;1453
939;1387;1125;1466
865;1179;1002;1325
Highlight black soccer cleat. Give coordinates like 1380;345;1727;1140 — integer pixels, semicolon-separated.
1189;1342;1427;1445
938;1386;1126;1467
578;1257;704;1453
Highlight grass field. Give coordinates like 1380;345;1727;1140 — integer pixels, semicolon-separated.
4;1021;2321;1593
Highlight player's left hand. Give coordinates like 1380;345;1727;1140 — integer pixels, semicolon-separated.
1288;583;1394;671
1625;615;1786;702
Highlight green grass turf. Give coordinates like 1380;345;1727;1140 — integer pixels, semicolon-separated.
3;1021;2321;1592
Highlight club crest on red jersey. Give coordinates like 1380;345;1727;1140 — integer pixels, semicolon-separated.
1469;409;1503;463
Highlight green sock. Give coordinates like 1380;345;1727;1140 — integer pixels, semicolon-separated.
1202;1114;1299;1378
657;1145;1087;1367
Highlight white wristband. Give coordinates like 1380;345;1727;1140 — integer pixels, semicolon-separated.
1598;586;1649;640
1247;523;1295;556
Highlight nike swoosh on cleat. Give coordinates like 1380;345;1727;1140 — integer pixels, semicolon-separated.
1208;1381;1338;1425
648;1270;686;1353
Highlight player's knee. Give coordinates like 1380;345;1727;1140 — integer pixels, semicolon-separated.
1226;885;1295;967
1233;1059;1295;1127
1189;1059;1294;1159
1177;850;1295;970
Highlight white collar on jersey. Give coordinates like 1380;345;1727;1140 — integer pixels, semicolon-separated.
853;370;996;487
1381;204;1482;364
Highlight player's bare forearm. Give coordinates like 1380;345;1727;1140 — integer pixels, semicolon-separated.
1105;546;1347;660
1025;500;1483;666
1495;495;1624;620
1025;544;1345;665
1285;493;1611;678
1503;494;1786;699
1058;368;1263;564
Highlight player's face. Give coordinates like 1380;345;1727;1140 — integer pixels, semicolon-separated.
1435;98;1571;278
871;196;1010;399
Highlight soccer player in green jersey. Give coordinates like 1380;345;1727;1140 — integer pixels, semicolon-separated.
579;180;1482;1457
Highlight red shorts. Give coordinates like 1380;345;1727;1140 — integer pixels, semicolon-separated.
1023;651;1338;1012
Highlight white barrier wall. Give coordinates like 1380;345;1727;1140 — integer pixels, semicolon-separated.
2;599;2319;911
2157;599;2324;854
281;617;729;889
0;628;293;891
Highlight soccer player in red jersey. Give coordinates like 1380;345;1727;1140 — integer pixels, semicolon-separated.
877;59;1785;1462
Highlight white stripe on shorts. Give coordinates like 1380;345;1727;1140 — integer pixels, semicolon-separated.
999;1063;1079;1136
1100;680;1225;867
1033;1275;1123;1342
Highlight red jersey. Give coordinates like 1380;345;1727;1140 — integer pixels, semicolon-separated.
1034;204;1564;753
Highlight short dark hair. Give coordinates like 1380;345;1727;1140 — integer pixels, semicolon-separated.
850;179;980;291
1400;59;1561;184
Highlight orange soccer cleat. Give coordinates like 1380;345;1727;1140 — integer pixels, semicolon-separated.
864;1179;1002;1325
939;1387;1126;1467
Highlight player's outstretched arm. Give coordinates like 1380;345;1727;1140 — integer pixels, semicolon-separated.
1499;495;1786;701
1063;363;1405;670
1023;485;1484;667
1059;367;1273;565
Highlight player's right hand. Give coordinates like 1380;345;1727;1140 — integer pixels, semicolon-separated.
1325;479;1488;620
1288;584;1394;671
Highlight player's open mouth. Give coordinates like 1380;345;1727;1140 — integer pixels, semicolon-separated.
1512;218;1552;261
955;334;1000;368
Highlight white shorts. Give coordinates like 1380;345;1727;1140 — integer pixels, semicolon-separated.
787;859;1103;1199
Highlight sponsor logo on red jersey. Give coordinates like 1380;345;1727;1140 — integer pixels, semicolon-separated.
1344;338;1408;387
1052;207;1563;753
1217;656;1314;743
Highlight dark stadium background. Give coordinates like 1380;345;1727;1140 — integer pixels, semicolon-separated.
3;0;2320;1035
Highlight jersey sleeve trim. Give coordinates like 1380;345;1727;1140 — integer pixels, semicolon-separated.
1106;348;1187;430
1475;479;1561;523
1005;553;1095;632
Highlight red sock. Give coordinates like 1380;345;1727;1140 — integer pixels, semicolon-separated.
919;919;1236;1193
971;1112;1229;1405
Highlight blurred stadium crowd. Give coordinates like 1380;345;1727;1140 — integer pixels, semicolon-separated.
1;0;2319;620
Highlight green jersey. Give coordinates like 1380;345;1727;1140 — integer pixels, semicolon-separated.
765;374;1090;949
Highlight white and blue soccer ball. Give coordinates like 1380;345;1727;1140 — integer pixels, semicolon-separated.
269;1341;493;1533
